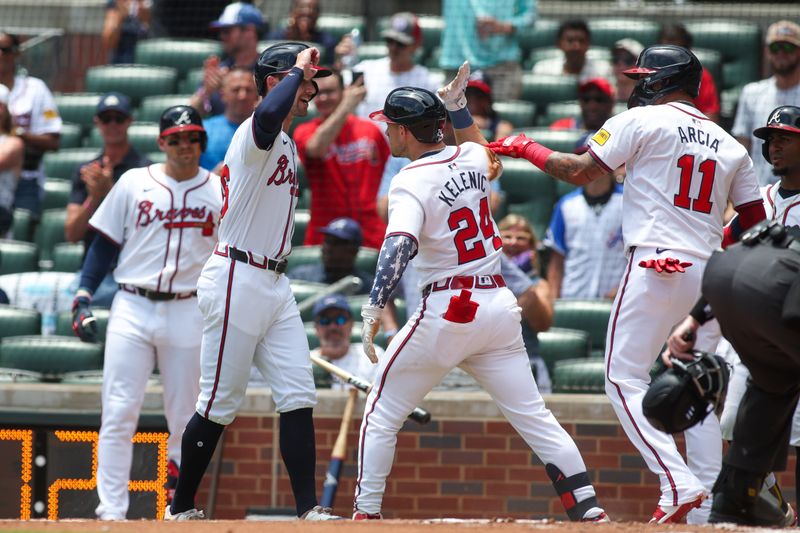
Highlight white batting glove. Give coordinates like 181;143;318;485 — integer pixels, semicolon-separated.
360;304;382;364
437;61;470;112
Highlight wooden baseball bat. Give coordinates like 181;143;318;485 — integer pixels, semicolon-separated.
320;387;358;508
310;354;432;424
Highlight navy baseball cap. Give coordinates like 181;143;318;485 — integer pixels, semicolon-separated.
320;217;363;246
313;293;352;318
96;92;132;117
210;2;264;29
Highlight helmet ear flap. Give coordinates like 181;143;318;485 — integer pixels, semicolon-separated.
762;140;772;164
309;79;319;100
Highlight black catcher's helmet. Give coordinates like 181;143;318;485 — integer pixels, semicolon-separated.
642;351;729;434
753;105;800;163
253;41;331;98
159;105;207;151
369;87;447;143
624;45;702;109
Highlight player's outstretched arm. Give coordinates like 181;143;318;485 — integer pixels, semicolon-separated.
361;234;417;363
252;68;304;149
438;62;490;146
487;135;607;186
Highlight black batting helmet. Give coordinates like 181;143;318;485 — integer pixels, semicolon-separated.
159;105;207;151
624;45;702;109
369;87;446;143
642;351;729;434
753;105;800;163
253;41;331;98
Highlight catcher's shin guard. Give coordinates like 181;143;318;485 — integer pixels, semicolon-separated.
546;463;600;521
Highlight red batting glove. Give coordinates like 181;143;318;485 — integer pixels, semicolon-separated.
486;134;537;158
638;257;693;274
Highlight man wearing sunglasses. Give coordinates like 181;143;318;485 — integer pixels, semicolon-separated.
550;77;616;132
70;105;222;521
733;20;800;186
65;92;151;306
311;293;380;391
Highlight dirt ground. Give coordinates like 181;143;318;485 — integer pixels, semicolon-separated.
0;518;772;532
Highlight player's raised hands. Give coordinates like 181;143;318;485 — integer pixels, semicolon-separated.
638;257;693;273
295;46;321;80
437;61;470;112
72;291;98;343
360;304;382;364
486;134;537;158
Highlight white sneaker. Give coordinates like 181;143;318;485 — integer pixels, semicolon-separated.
581;507;610;522
164;505;205;521
301;505;343;520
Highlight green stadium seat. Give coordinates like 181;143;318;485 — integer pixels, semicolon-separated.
539;101;580;127
56;308;110;342
147;151;166;164
513;128;585;155
85;65;179;106
526;47;611;70
0;240;38;275
179;68;204;94
53;93;103;129
87;122;160;153
137;94;193;122
288;245;322;270
316;14;365;41
553;299;613;357
293;210;310;247
588;18;660;48
43;180;72;210
498;158;556;239
520;74;578;110
720;85;743;125
394;298;408;324
0;305;40;338
355;247;379;274
685;21;761;90
52;242;84;272
556;180;578;199
43;148;100;180
11;209;33;242
59;122;83;149
425;46;441;69
519;19;560;56
35;209;68;270
0;335;104;381
693;47;723;90
291;280;328;322
493;100;537;129
134;38;221;79
538;327;591;379
552;357;605;394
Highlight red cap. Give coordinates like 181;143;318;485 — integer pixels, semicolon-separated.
467;79;492;96
578;77;615;100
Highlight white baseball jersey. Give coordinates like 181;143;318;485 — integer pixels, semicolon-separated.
385;142;502;288
762;183;800;226
311;344;381;391
89;164;222;292
8;74;61;183
218;116;299;260
588;102;762;259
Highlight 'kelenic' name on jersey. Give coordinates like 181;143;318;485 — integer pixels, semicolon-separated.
436;169;489;207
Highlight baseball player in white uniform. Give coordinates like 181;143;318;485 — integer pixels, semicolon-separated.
716;105;800;524
487;46;766;524
165;43;339;521
353;76;609;523
71;105;221;520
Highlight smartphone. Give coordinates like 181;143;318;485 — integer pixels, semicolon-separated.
351;71;364;85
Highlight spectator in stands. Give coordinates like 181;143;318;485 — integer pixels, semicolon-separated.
499;213;540;277
293;70;389;249
0;31;61;217
64;93;151;307
465;71;514;141
658;23;720;123
0;84;22;237
550;77;615;132
102;0;151;64
733;20;800;186
611;38;642;105
439;0;535;101
543;167;625;300
311;293;379;390
267;0;336;66
190;1;263;117
287;217;373;294
342;12;440;119
199;66;258;172
531;19;612;83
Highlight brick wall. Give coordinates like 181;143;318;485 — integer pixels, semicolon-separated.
194;391;799;522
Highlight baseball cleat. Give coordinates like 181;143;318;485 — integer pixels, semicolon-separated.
581;507;610;522
163;505;205;520
650;493;704;524
301;505;342;520
353;510;383;520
